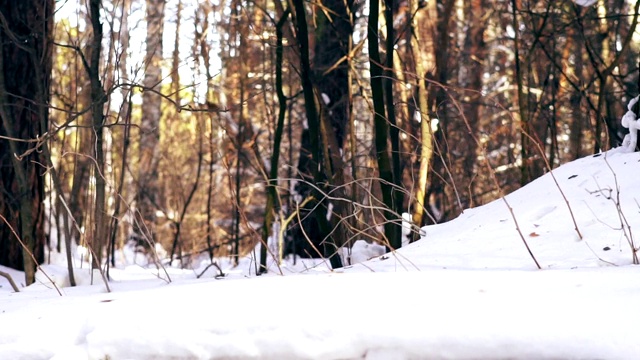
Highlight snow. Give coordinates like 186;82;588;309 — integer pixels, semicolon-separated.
618;96;640;153
321;93;330;105
2;150;640;359
573;0;597;7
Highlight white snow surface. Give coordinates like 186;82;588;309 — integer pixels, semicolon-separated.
573;0;597;6
2;150;640;359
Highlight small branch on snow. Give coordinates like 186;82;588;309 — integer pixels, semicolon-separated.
0;214;62;296
522;131;583;240
0;271;19;292
196;262;225;279
603;155;638;264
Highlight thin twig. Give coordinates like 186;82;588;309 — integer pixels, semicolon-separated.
439;83;542;269
523;131;583;240
0;271;19;292
0;214;63;296
196;262;225;279
603;154;638;264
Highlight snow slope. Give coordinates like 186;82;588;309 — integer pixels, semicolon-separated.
353;151;640;272
1;151;640;359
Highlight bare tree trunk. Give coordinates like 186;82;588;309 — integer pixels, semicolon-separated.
312;0;354;264
135;0;166;248
68;39;92;244
195;3;217;263
108;0;132;267
410;0;435;229
260;10;290;273
0;0;53;285
459;0;486;208
233;82;244;266
510;0;530;185
384;0;404;245
369;0;400;250
231;1;247;266
291;0;343;268
89;0;108;269
171;0;182;104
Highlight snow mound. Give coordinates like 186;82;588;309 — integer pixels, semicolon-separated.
350;151;640;271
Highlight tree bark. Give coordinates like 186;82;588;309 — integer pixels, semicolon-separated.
459;0;487;208
312;0;354;264
410;1;435;229
369;0;400;250
89;0;108;269
171;0;182;104
135;0;166;248
260;9;290;273
290;0;343;268
0;0;53;284
108;0;132;267
384;0;404;247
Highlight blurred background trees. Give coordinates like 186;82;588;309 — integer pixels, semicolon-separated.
1;0;639;282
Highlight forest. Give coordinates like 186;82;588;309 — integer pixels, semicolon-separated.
0;0;639;286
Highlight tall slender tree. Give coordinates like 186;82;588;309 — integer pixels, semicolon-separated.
410;0;436;229
260;9;291;273
135;0;166;248
459;0;487;208
89;0;108;269
369;0;402;250
108;0;133;266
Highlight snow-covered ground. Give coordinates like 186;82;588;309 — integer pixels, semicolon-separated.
2;150;640;359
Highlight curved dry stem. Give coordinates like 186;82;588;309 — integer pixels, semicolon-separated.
0;270;19;292
435;81;542;269
0;214;63;295
522;130;583;240
602;154;638;264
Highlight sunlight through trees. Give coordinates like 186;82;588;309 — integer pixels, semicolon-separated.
1;0;640;281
